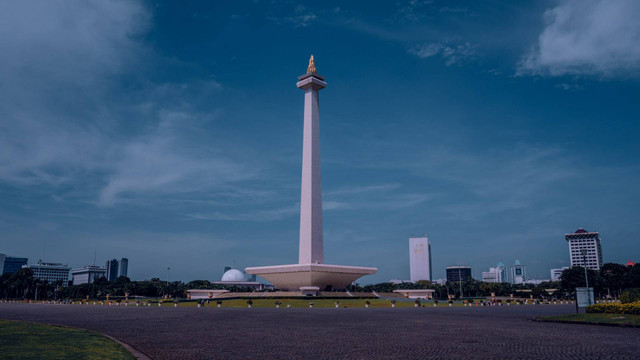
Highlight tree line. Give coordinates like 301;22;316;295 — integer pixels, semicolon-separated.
354;263;640;300
1;262;638;300
0;269;255;300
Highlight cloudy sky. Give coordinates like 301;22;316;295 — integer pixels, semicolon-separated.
1;0;639;283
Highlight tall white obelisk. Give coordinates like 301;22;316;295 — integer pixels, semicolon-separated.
245;56;376;291
297;55;326;265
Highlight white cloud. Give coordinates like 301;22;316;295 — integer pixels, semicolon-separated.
325;183;401;196
98;112;251;206
393;2;426;23
519;0;640;77
0;0;149;88
419;145;577;219
286;14;317;27
346;140;578;220
0;0;147;187
188;204;299;222
267;5;317;28
555;83;584;91
410;43;442;58
0;1;258;208
409;42;477;66
439;7;468;14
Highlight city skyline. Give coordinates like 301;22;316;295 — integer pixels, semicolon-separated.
1;1;640;283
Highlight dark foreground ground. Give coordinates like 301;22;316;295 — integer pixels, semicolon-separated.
1;303;638;359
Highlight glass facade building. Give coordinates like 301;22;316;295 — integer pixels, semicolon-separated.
105;259;119;281
0;253;29;275
446;266;472;282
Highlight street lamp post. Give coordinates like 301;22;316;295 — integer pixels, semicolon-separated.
166;267;170;299
580;249;590;306
459;268;464;299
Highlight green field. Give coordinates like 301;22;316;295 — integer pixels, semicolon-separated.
23;298;544;308
172;298;483;308
0;320;135;360
537;313;640;327
16;298;563;309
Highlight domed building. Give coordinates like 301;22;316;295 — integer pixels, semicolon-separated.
221;269;246;282
210;267;270;290
187;267;272;299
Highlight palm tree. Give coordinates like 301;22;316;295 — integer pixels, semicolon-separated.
11;268;34;299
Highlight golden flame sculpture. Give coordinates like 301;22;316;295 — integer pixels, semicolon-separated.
307;55;317;74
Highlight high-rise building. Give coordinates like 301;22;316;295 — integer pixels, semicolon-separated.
409;236;432;282
446;266;472;282
71;265;107;285
0;253;28;275
482;262;508;283
105;259;119;281
118;258;128;278
510;260;526;284
565;228;603;270
550;267;569;282
24;261;71;284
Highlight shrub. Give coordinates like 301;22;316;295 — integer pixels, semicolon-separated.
620;288;640;304
586;301;640;315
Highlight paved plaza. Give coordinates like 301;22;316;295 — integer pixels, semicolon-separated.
1;303;638;359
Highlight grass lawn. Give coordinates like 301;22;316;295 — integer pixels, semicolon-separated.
22;298;561;309
42;298;529;308
0;320;135;360
174;298;476;308
537;313;640;327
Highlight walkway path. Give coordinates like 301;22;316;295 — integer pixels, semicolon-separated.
1;303;638;359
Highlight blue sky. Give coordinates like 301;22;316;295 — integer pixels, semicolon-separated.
1;0;639;283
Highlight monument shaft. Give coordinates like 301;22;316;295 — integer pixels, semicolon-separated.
297;69;326;264
244;56;376;291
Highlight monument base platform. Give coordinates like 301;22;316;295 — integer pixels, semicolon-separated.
245;263;377;291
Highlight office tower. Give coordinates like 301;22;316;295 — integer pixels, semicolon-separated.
565;228;603;270
24;260;71;284
409;236;432;282
118;258;128;278
482;262;508;283
446;266;472;282
550;267;569;282
105;259;119;282
510;260;526;284
71;265;107;285
0;253;28;275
